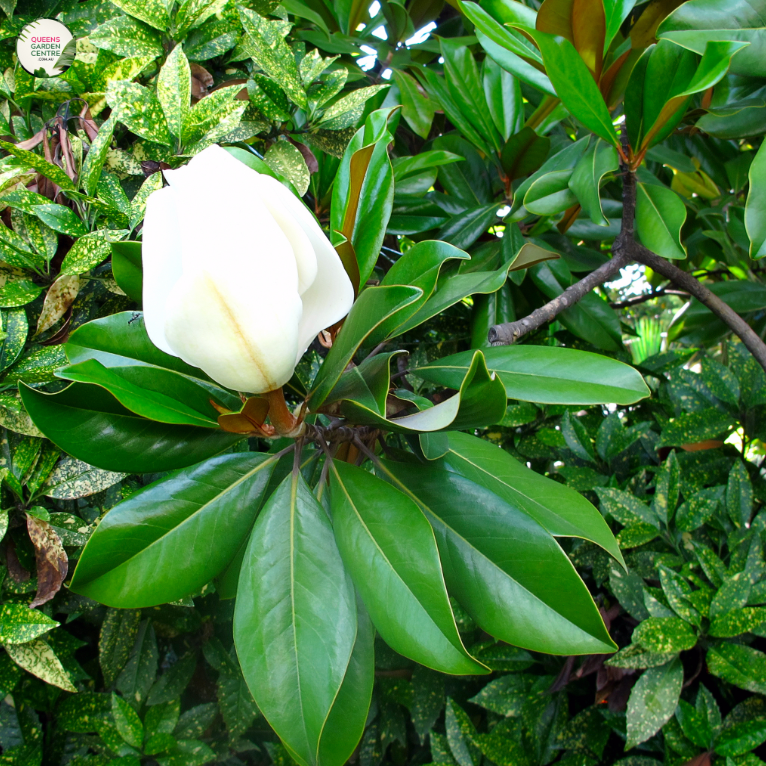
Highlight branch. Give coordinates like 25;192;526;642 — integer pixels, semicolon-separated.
610;288;688;309
617;162;766;375
488;251;630;345
489;135;766;375
629;243;766;371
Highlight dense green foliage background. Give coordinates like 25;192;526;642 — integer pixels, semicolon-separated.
0;0;766;764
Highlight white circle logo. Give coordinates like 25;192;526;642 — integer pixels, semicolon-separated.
17;19;75;78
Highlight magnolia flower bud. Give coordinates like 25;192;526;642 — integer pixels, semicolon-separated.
142;145;354;393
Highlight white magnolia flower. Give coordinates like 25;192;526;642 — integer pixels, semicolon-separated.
142;144;354;393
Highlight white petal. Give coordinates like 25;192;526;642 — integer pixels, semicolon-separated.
253;175;355;360
163;145;298;290
255;179;317;294
164;261;302;393
142;185;183;357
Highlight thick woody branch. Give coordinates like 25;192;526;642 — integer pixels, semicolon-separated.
629;242;766;372
488;251;630;345
616;161;766;375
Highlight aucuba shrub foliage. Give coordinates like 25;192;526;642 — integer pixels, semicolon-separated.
0;0;766;764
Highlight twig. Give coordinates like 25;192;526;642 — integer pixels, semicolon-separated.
610;288;689;309
304;423;377;444
292;437;304;476
488;251;630;345
352;435;382;467
363;341;388;361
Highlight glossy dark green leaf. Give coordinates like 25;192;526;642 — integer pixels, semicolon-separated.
483;56;523;141
658;0;766;77
392;151;464;181
569;140;619;226
20;383;240;473
509;137;590;220
57;360;220;428
438;204;504;251
603;0;636;51
393;264;514;338
111;241;143;303
70;453;275;607
367;240;469;345
524;170;577;216
64;312;239;408
638;182;688;260
380;461;616;655
324;351;402;415
330;108;396;287
234;473;357;766
392;70;436;139
420;68;494;156
500;127;551;182
441;431;624;566
413;344;647;405
524;29;620;147
630;39;748;149
440;38;503;153
309;285;422;408
460;2;556;95
342;350;507;433
330;461;486;675
432;134;494;205
746;139;766;258
317;598;375;766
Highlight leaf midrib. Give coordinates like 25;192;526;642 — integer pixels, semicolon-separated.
418;362;642;391
77;455;275;585
332;465;467;662
383;466;602;643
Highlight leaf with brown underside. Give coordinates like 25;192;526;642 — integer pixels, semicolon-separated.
79;104;99;142
536;0;574;41
5;536;30;582
17;128;46;151
191;64;214;101
629;0;687;49
218;397;273;435
36;275;80;336
572;0;605;79
290;140;319;174
334;235;361;298
26;514;68;608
